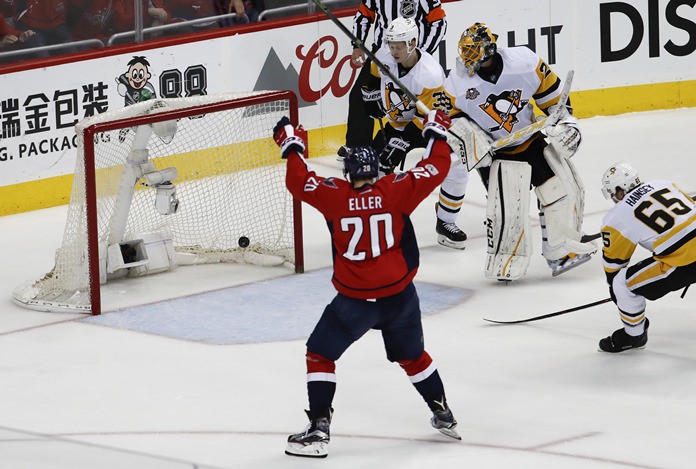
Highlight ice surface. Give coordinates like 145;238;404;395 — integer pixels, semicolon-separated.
1;108;695;469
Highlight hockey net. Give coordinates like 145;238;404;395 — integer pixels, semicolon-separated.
13;90;303;315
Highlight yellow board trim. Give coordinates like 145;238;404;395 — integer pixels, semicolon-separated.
0;175;74;215
571;79;696;118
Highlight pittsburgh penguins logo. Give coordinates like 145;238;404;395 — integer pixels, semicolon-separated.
479;89;528;133
400;0;417;18
384;82;413;120
465;88;480;100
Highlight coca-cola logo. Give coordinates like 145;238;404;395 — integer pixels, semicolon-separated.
296;35;359;103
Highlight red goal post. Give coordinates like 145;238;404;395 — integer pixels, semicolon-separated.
13;90;303;315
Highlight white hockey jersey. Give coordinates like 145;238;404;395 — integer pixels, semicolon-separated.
601;180;696;276
370;47;446;130
443;46;563;151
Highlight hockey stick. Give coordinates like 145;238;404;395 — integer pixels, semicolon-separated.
309;0;431;115
447;72;574;171
488;70;574;152
312;0;573;166
581;232;601;242
483;297;611;324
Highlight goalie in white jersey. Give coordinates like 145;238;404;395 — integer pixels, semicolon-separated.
598;163;696;353
361;17;469;249
442;22;597;280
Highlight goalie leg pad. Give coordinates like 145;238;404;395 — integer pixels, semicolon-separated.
536;150;596;261
485;160;533;281
541;145;585;230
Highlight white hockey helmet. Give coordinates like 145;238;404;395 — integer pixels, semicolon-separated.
601;162;641;200
384;17;419;54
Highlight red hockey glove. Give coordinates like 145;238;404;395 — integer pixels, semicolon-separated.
273;116;307;159
422;109;452;141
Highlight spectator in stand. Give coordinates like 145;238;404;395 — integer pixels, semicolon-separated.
160;0;217;32
68;0;107;42
14;0;74;53
0;0;21;20
70;0;169;43
126;0;169;28
0;15;35;51
215;0;264;25
163;0;215;22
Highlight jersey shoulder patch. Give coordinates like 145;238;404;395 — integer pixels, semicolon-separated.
321;177;340;189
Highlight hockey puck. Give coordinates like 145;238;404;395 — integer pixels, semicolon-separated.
238;236;250;248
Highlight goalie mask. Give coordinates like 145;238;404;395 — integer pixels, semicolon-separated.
458;22;498;76
384;17;419;57
601;162;641;201
343;146;379;182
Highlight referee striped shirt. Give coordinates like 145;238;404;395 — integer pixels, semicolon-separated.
351;0;447;55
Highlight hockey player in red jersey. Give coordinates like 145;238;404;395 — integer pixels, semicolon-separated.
274;110;461;458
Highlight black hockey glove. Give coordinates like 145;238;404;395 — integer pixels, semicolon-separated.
361;87;386;119
379;135;409;173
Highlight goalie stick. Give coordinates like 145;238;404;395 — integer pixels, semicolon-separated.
483;297;611;324
455;70;575;171
490;70;574;151
311;0;575;167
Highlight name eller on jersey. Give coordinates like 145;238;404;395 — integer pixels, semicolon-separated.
348;196;383;211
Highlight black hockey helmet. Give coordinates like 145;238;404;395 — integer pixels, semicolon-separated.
343;146;379;181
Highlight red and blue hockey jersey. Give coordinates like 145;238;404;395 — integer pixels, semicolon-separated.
285;140;452;299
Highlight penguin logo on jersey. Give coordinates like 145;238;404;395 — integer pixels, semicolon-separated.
400;0;417;18
465;88;480;100
384;82;413;120
479;89;528;133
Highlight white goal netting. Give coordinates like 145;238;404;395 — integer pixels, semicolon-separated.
13;91;300;314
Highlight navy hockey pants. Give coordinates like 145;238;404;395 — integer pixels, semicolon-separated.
306;282;424;363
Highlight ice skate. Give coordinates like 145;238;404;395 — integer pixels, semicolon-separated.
599;318;649;353
547;251;594;277
430;407;461;440
285;409;332;458
436;218;467;250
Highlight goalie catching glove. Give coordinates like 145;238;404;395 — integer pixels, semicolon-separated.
273;116;307;159
422;109;452;140
545;104;581;159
